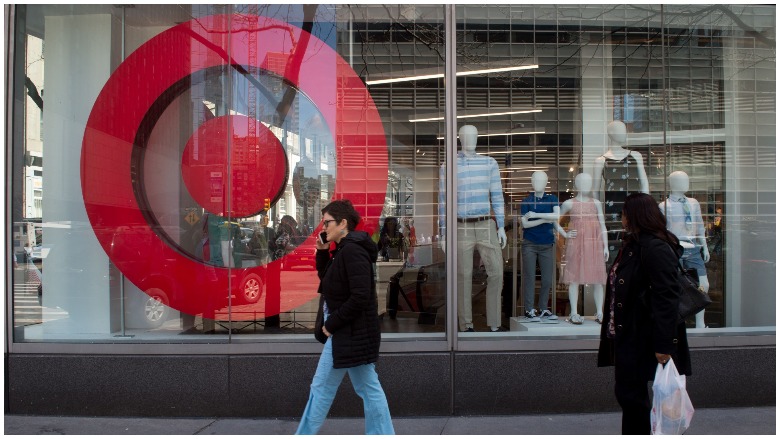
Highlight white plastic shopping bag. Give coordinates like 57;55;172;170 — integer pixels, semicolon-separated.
651;358;694;435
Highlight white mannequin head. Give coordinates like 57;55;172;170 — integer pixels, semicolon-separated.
458;125;478;154
574;173;593;193
607;120;627;146
531;171;548;194
669;170;689;194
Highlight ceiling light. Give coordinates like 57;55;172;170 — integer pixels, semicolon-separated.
485;149;549;156
436;130;544;140
457;65;539;76
366;73;444;85
366;64;539;86
410;109;541;123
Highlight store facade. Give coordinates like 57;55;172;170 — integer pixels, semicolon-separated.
5;4;775;417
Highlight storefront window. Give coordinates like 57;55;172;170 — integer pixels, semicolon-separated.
452;5;775;337
10;4;448;342
9;5;775;345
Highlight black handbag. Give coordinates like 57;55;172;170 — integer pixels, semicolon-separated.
641;243;712;323
314;294;327;344
676;261;712;322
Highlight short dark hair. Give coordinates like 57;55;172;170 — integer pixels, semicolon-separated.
622;193;677;245
321;199;360;231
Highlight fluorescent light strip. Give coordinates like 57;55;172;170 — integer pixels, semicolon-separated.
436;131;545;140
457;65;539;76
366;64;538;86
366;73;444;85
410;109;541;123
485;149;549;156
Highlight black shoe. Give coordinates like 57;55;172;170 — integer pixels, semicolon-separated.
490;326;508;332
462;327;475;332
180;327;200;335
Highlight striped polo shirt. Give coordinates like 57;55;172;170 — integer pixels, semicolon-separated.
439;152;505;230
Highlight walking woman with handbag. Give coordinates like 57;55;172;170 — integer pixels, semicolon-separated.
296;199;394;435
597;193;691;434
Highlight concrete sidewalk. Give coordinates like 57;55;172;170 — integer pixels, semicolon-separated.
4;407;775;435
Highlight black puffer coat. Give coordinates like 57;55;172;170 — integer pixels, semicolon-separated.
317;230;381;369
598;231;692;382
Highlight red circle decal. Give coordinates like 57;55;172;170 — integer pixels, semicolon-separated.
81;15;388;320
181;115;288;218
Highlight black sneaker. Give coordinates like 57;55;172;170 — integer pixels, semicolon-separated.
524;309;540;322
539;309;558;321
490;326;508;332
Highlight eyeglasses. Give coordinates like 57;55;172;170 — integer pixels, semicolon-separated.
322;219;336;228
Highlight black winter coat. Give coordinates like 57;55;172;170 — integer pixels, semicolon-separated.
317;230;381;369
597;231;692;382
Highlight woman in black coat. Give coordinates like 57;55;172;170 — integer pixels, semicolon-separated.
598;193;691;435
296;200;394;435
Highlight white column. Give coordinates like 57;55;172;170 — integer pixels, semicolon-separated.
39;14;118;336
722;34;776;327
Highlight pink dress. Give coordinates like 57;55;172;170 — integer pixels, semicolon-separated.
561;198;607;285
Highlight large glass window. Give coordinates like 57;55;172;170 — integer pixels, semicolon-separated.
9;4;775;345
452;5;775;337
11;4;448;342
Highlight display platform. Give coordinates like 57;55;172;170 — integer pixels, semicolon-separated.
509;315;602;335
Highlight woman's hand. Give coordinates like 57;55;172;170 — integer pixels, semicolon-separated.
655;353;671;365
316;234;330;250
322;326;331;337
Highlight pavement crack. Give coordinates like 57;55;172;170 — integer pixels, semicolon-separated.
194;418;219;435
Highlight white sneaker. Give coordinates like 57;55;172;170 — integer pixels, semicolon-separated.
523;309;540;323
539;309;558;320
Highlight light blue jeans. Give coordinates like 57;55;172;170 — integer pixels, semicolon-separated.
296;319;394;435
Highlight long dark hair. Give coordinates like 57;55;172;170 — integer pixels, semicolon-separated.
380;217;400;237
622;193;678;246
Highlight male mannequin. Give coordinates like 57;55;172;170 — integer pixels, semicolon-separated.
659;171;710;328
556;173;608;324
438;125;507;332
520;170;560;322
593;120;649;264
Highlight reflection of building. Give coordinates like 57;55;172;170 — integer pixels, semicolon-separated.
24;35;44;219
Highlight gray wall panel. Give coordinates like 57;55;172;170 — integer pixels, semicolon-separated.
452;347;776;416
453;351;619;415
7;355;230;417
4;347;774;417
227;353;452;418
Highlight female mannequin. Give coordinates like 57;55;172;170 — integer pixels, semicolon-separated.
659;171;710;328
593;120;649;264
556;173;609;324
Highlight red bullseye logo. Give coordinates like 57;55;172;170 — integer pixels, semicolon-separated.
181;115;288;218
81;15;388;320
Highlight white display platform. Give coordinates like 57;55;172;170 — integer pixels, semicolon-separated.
509;315;603;336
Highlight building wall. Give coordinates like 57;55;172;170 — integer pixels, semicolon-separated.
6;346;775;417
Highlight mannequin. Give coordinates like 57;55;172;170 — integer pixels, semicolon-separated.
520;170;560;322
405;218;417;266
438;125;507;332
555;173;608;325
659;171;710;328
593;120;649;264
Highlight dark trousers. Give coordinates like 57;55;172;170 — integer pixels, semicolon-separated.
615;377;651;435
